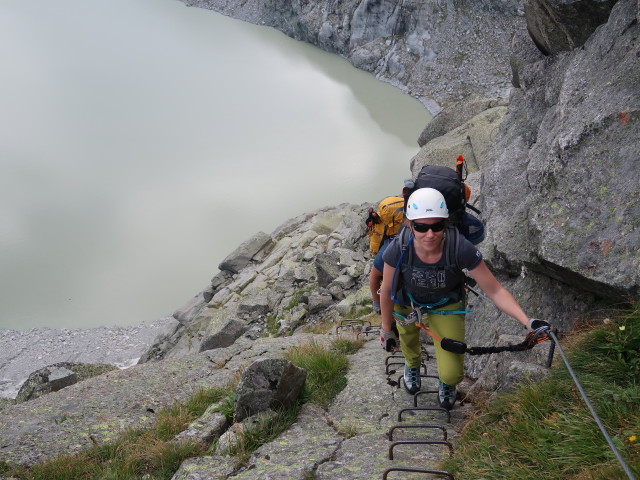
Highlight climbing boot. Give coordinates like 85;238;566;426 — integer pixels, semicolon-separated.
438;381;457;410
403;365;421;395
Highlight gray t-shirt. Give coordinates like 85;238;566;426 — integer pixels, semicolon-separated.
382;230;483;305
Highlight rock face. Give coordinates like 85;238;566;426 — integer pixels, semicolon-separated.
182;0;527;113
482;0;640;299
138;205;374;363
524;0;619;54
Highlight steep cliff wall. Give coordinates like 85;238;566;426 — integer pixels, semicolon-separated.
182;0;526;113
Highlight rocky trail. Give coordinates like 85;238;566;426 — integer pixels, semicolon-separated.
0;329;470;479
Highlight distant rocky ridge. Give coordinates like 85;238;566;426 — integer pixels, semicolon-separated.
0;0;638;476
182;0;527;114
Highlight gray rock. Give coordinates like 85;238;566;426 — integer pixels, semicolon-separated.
466;334;553;396
308;293;335;314
418;94;508;147
172;403;229;445
216;409;278;454
15;366;77;403
199;318;248;352
171;455;237;480
277;307;307;336
231;404;341;479
234;358;307;422
482;0;640;300
211;270;233;292
509;27;545;88
315;251;342;287
332;274;356;290
524;0;618;54
218;231;274;274
172;289;210;324
237;298;270;318
411;106;508;176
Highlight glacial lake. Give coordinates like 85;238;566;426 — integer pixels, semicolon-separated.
0;0;431;330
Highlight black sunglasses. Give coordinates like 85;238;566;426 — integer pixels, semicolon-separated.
411;220;446;233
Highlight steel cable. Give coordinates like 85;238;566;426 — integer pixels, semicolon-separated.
549;330;637;480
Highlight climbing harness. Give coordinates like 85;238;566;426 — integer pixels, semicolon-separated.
394;303;552;356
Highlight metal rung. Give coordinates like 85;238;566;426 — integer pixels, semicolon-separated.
398;407;451;424
335;325;353;334
389;440;454;460
363;325;380;336
413;390;438;407
386;362;405;374
385;354;406;365
382;467;455;479
339;319;371;326
388;424;448;441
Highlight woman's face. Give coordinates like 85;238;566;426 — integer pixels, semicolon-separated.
411;217;446;252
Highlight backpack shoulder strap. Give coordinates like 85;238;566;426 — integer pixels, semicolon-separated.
444;225;460;269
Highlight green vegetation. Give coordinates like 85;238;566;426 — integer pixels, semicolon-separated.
343;305;374;318
331;336;366;355
284;340;353;408
220;404;302;466
443;305;640;480
222;338;362;465
0;339;362;480
265;314;280;336
282;285;316;311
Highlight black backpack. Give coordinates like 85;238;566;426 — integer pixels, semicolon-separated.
402;156;483;243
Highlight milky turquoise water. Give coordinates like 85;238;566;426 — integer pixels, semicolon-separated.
0;0;431;330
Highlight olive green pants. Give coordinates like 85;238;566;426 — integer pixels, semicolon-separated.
395;302;465;386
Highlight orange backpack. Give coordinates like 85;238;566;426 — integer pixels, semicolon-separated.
366;196;405;255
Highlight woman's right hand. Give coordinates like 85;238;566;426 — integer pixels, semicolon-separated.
380;328;399;352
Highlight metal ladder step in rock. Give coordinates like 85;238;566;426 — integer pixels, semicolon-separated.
382;346;456;479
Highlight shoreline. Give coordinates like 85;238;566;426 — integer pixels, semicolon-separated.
0;316;179;399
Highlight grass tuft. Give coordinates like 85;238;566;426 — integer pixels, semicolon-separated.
285;341;350;408
331;336;366;355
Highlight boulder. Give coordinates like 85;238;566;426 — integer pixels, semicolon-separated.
315;251;342;287
199;318;248;352
510;27;545;88
218;231;274;274
172;403;229;445
172;289;210;324
237;298;270;318
216;409;278;454
524;0;618;54
234;359;307;421
15;362;115;403
411;106;508;176
308;293;335;314
418;95;508;147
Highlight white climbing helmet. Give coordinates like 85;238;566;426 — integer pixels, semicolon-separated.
405;188;449;220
